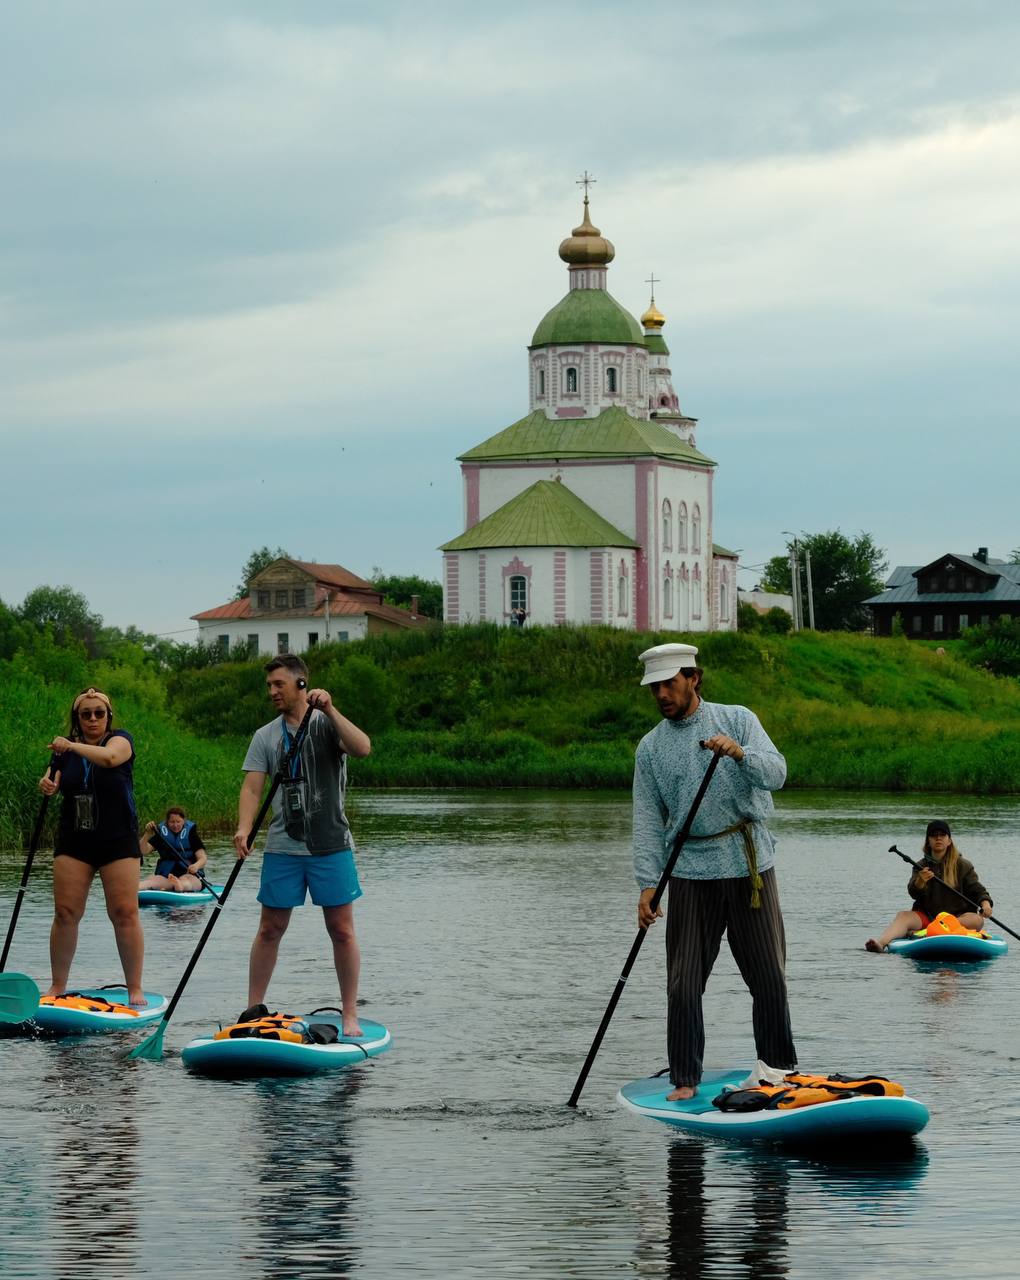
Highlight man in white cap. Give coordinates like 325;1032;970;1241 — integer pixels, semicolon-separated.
633;642;796;1100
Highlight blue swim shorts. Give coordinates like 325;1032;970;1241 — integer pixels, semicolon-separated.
257;850;363;909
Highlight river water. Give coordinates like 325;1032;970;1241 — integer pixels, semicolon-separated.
1;788;1018;1279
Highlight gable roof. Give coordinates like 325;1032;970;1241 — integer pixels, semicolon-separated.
439;479;638;552
254;559;376;592
864;557;1020;607
458;406;716;467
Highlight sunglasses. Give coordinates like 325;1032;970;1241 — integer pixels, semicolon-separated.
78;708;109;721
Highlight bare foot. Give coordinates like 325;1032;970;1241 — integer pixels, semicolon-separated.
167;875;182;892
129;991;149;1008
342;1019;363;1038
865;939;884;952
667;1085;696;1101
42;985;65;1000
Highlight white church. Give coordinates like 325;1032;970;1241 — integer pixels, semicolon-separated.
440;187;738;632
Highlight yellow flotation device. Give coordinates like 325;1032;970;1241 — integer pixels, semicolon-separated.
922;911;987;939
214;1014;308;1044
713;1071;905;1112
39;993;140;1016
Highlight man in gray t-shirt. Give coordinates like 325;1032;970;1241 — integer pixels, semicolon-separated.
234;653;372;1038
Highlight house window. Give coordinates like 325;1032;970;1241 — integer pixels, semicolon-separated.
692;505;702;553
537;368;545;396
947;576;956;591
337;631;350;642
980;615;990;627
617;561;629;616
277;632;289;653
257;590;270;609
933;615;944;633
308;632;319;647
566;367;578;393
678;503;688;552
247;634;259;651
663;576;673;618
959;614;969;630
217;634;229;652
292;588;306;608
965;575;975;589
606;367;618;394
662;499;672;550
509;574;527;614
912;615;922;633
275;590;289;608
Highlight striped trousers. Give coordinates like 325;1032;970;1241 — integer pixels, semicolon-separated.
665;867;797;1087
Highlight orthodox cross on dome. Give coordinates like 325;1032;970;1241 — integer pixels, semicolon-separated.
645;271;660;301
576;170;597;201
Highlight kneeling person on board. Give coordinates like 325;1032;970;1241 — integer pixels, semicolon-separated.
139;807;208;892
633;643;797;1102
234;653;370;1038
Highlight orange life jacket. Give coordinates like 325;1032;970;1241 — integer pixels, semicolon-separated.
924;911;985;939
713;1071;905;1113
39;993;140;1016
214;1014;308;1044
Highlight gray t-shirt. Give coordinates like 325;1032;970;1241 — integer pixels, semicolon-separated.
242;710;353;856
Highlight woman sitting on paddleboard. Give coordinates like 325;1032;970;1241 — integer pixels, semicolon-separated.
139;807;208;892
38;687;147;1006
865;819;993;952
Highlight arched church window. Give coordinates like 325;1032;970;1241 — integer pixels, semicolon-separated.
509;575;527;615
693;568;702;619
720;577;728;621
660;395;670;407
664;575;673;618
566;367;578;394
662;499;672;550
678;502;688;553
617;561;629;616
692;504;702;553
537;368;545;396
606;367;618;394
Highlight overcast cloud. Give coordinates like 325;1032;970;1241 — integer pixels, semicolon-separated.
3;1;1019;635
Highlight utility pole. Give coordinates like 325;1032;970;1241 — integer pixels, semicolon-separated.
804;546;816;629
788;539;802;631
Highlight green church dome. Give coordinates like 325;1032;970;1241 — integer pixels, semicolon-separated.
530;288;644;348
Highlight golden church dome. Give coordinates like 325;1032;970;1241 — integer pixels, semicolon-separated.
641;298;666;330
558;198;616;267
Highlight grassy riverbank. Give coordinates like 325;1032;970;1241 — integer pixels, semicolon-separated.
3;625;1020;847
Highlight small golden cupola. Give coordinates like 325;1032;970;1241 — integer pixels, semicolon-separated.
558;195;616;267
641;292;666;331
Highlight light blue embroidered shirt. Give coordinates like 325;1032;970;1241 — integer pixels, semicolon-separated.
632;699;787;887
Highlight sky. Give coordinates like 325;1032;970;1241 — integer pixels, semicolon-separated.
3;1;1019;638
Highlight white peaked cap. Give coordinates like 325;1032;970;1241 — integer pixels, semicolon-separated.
638;642;699;686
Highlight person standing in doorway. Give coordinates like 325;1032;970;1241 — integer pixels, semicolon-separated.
234;654;371;1036
632;643;796;1100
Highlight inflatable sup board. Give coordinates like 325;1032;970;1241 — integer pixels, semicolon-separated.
887;933;1007;961
618;1069;929;1145
138;885;224;907
30;988;170;1035
182;1013;391;1078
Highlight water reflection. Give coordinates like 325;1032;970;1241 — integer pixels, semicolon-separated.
44;1047;141;1278
636;1135;928;1279
234;1073;361;1279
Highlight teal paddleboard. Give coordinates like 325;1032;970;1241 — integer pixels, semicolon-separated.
31;988;170;1034
618;1069;929;1145
887;933;1007;961
182;1013;391;1078
138;885;224;907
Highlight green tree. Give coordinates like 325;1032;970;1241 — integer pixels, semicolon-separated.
759;606;793;635
1009;547;1020;565
760;531;887;632
370;568;443;618
235;546;292;599
19;584;103;653
331;655;397;730
736;601;760;632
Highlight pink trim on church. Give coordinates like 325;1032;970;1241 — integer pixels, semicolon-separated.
478;554;486;620
634;460;653;630
445;554;460;624
553;551;567;624
502;556;533;619
589;551;604;624
464;466;480;528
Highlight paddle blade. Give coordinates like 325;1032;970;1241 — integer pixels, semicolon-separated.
128;1021;166;1060
0;972;41;1024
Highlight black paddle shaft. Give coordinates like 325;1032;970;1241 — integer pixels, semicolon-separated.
1;761;56;972
567;749;723;1108
153;702;316;1030
888;845;1020;943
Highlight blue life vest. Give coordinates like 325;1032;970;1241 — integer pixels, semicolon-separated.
155;820;196;876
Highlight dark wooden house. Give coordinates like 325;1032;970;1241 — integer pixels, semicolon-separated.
865;548;1020;638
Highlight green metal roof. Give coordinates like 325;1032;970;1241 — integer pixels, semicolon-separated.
458;405;716;466
530;288;644;347
712;543;739;558
439;480;638;552
643;333;670;355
